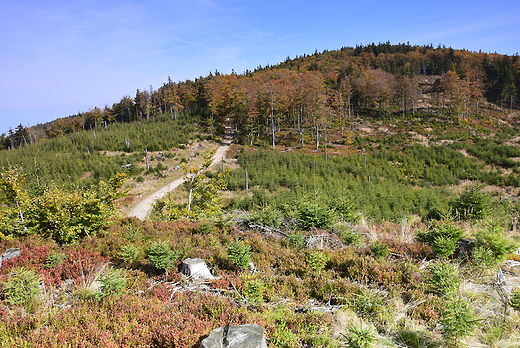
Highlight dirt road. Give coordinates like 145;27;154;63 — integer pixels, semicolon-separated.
126;135;232;220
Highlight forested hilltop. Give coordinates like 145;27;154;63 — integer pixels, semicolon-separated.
2;43;520;348
2;42;519;150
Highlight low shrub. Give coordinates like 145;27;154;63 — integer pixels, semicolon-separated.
472;220;518;268
426;261;459;298
250;205;284;228
226;240;252;270
370;242;389;260
119;245;141;266
297;199;335;230
352;288;386;318
43;252;66;269
330;197;356;222
148;241;178;271
2;268;42;313
195;220;215;235
340;324;376;348
451;183;490;220
307;250;329;272
244;279;264;306
335;223;360;245
432;235;457;259
95;268;127;301
287;232;305;249
416;221;463;258
510;288;520;311
439;296;477;346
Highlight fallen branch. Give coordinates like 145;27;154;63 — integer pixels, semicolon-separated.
249;224;288;238
225;276;249;305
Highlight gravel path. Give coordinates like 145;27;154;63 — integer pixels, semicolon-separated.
127;135;232;220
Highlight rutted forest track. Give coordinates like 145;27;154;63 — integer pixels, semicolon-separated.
126;124;233;220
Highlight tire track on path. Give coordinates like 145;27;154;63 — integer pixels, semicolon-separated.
127;132;232;220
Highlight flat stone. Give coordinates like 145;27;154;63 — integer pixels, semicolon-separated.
1;248;20;261
200;324;267;348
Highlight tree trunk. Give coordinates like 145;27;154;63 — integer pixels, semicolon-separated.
245;168;249;192
316;124;319;150
271;112;276;149
187;176;194;213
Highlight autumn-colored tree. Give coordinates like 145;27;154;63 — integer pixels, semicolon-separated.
205;74;239;137
466;66;485;114
397;75;420;117
257;72;285;149
365;68;396;113
328;76;353;134
163;77;192;120
237;77;260;145
441;71;460;114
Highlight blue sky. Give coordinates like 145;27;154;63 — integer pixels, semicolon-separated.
1;0;519;135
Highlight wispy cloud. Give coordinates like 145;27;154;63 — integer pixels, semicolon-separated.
1;0;520;133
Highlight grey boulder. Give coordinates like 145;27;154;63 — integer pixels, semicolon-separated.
200;324;267;348
0;248;20;268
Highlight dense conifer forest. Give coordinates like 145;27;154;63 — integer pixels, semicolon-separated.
1;43;520;347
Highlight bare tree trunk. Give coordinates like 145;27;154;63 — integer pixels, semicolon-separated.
271;111;276;149
145;149;149;171
316;123;320;150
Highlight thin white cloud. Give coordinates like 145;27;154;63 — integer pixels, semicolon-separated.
1;0;520;134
